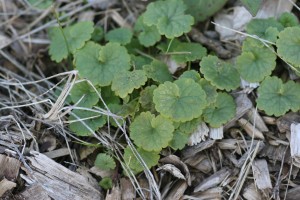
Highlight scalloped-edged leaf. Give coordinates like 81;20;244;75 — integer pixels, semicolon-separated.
130;112;174;151
169;130;189;150
199;79;218;104
134;15;161;47
28;0;53;9
237;39;276;83
153;78;207;122
111;70;147;98
91;26;104;42
240;0;261;16
143;60;173;83
278;12;299;28
139;85;157;112
49;21;94;62
70;81;100;108
118;99;140;118
257;77;300;116
105;28;133;45
99;177;113;190
143;0;194;38
277;27;300;67
123;147;160;174
170;42;207;63
203;92;236;127
69;110;106;136
183;0;227;22
180;70;201;82
200;55;240;91
94;153;116;170
74;42;131;86
99;86;120;107
178;117;202;135
246;18;283;41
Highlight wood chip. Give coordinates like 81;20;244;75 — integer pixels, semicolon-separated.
194;167;231;192
245;108;269;132
182;140;215;159
120;178;136;200
243;183;262;200
209;126;223;139
164;180;187;200
290;123;300;167
22;151;102;200
157;164;186;180
0;154;21;181
188;122;209;146
105;185;121;200
188;187;223;199
277;112;300;133
252;159;272;190
0;178;16;197
238;118;265;139
43;148;70;159
19;183;51;200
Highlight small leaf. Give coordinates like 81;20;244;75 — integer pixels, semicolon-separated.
111;70;147;98
199;79;218;104
134;15;161;47
277;27;300;67
169;130;189;150
94;153;116;170
170;42;207;63
178;117;202;135
69;110;106;136
130;112;174;151
240;0;261;16
180;70;201;82
49;22;94;62
278;12;299;28
143;0;194;38
139;85;157;112
91;26;104;42
74;42;131;86
236;38;276;83
105;28;133;45
203;92;236;128
131;55;152;70
200;55;240;91
153;78;207;122
246;18;283;41
27;0;53;9
257;77;300;116
143;60;173;83
124;147;160;174
99;177;113;190
70;81;100;108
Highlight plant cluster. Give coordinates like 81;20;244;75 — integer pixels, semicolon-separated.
48;0;300;175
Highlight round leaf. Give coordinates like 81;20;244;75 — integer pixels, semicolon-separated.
170;42;207;63
203;92;236;127
200;55;240;91
139;85;157;112
153;78;207;122
105;28;133;45
70;81;100;108
278;12;299;28
257;77;300;116
74;42;131;86
169;131;189;150
143;0;194;38
143;60;173;83
277;27;300;67
99;177;113;190
94;153;116;170
130;112;174;151
111;70;147;98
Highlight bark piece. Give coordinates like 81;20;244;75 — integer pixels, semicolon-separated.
157;164;186;180
105;185;121;200
238;118;265;139
22;151;102;200
182;140;215;159
120;178;136;200
245;108;269;132
0;178;16;197
285;186;300;200
43;148;70;159
209;126;223;139
243;183;262;200
164;180;187;200
290;123;300;167
252;159;272;190
20;183;51;200
189;187;223;200
188;122;209;146
277;112;300;133
0;154;21;181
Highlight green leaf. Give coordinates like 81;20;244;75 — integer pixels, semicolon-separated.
139;85;157;112
123;147;160;174
153;78;207;122
240;0;261;16
170;42;207;63
118;99;140;118
94;153;116;170
28;0;53;9
134;15;161;47
277;27;300;67
180;70;201;82
257;77;300;116
278;12;299;28
111;70;147;98
199;79;218;104
246;18;283;41
49;22;94;62
130;112;174;151
131;55;152;70
169;130;189;150
105;28;133;45
70;81;100;108
143;0;194;38
91;26;104;42
178;117;202;135
200;55;240;91
69;110;106;136
99;177;113;190
107;103;124;127
183;0;227;22
143;60;173;83
203;92;236;127
74;42;131;86
236;39;276;83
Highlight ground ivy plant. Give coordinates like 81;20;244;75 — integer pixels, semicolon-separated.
49;0;300;175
